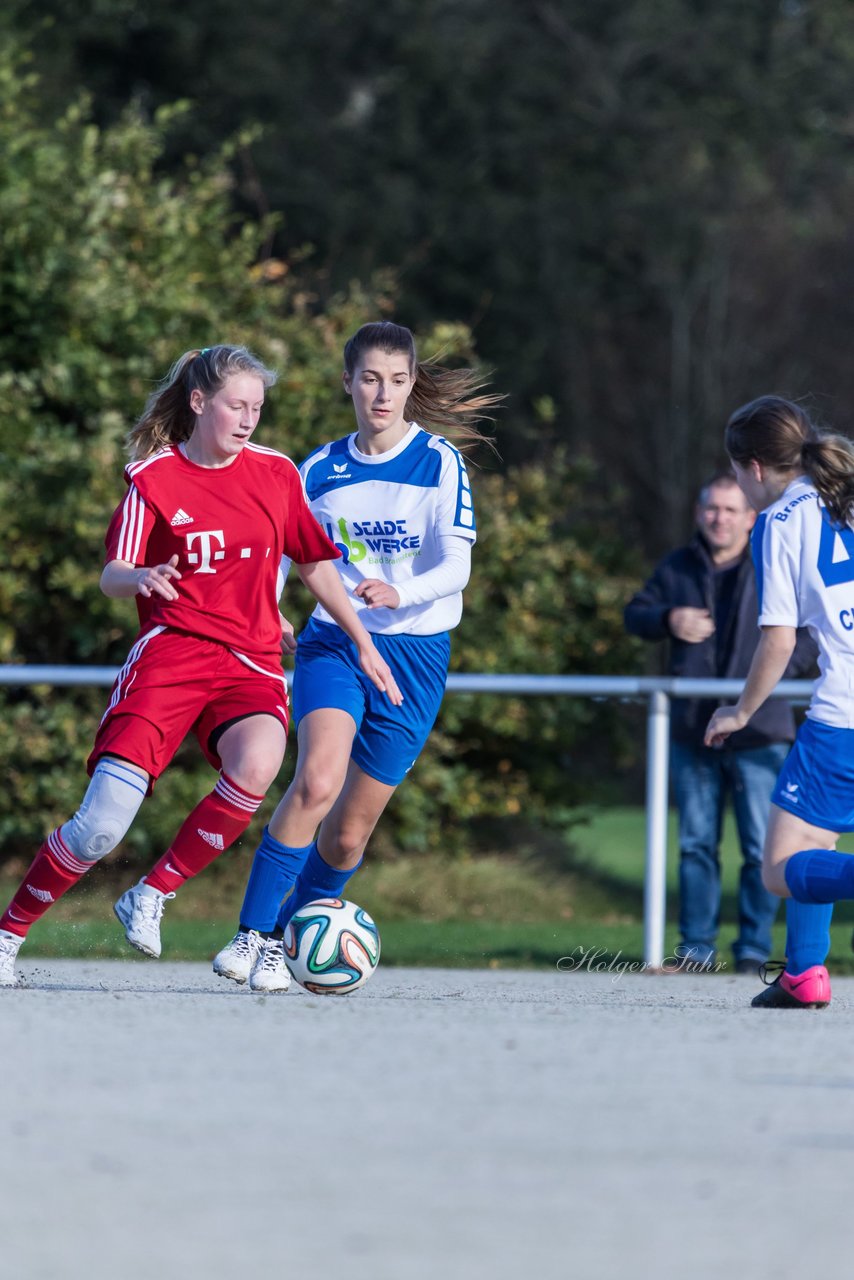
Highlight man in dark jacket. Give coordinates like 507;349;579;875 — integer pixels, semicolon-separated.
624;471;816;973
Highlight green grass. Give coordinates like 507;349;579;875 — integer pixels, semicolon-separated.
8;805;854;972
566;805;854;974
12;917;603;970
18;915;854;974
569;804;854;917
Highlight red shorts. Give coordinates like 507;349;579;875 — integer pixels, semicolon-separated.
88;628;289;791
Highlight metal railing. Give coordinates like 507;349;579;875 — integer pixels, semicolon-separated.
0;665;814;968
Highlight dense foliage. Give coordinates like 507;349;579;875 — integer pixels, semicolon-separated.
0;44;642;867
6;0;854;552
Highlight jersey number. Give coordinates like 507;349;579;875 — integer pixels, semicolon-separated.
818;518;854;586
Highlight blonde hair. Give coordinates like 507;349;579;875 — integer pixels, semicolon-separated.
343;321;502;455
725;394;854;527
127;345;277;461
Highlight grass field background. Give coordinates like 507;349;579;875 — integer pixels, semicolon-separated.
6;806;854;973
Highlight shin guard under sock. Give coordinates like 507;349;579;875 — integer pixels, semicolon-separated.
239;828;315;933
784;848;854;904
277;844;362;931
145;773;264;894
784;897;833;975
0;831;91;937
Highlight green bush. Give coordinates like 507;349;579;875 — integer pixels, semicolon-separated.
0;40;644;867
381;453;645;853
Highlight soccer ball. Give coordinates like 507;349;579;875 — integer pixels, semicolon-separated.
284;898;381;994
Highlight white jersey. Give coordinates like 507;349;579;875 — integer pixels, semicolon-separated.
755;474;854;727
288;422;476;635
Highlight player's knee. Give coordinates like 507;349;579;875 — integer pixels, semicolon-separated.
292;766;343;815
217;717;287;796
326;822;369;867
61;813;127;863
59;760;147;865
762;860;787;896
227;754;279;797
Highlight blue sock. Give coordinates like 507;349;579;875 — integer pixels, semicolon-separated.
276;843;362;930
785;898;833;975
784;849;854;903
239;827;315;933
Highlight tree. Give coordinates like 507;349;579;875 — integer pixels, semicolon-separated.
0;40;644;865
11;1;854;555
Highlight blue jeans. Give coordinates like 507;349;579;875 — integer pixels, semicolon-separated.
670;740;789;964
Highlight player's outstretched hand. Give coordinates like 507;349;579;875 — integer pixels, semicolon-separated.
137;554;181;601
354;578;401;610
358;641;404;706
279;611;297;656
704;705;747;748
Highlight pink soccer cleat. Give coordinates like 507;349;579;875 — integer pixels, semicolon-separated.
751;962;831;1010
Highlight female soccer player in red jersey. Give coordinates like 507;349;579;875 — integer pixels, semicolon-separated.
0;344;401;986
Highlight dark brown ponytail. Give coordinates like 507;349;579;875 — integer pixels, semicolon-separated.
726;394;854;526
343;321;502;455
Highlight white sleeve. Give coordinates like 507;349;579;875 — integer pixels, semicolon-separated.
756;512;801;627
394;535;472;607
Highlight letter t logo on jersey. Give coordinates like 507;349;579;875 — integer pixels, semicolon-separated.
185;530;226;574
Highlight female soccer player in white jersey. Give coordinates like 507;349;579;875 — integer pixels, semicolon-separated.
0;344;401;987
704;394;854;1010
213;320;501;991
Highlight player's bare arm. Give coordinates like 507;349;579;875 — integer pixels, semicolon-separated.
279;611;297;656
296;558;404;705
100;555;182;602
704;625;797;747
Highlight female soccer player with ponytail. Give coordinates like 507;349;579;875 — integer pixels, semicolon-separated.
213;321;500;992
705;394;854;1009
0;344;400;987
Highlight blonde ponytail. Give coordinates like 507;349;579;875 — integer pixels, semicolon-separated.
127;345;277;461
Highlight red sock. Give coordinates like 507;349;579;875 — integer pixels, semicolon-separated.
144;773;265;894
0;830;91;937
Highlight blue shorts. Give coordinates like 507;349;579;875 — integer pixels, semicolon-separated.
291;617;451;786
772;717;854;832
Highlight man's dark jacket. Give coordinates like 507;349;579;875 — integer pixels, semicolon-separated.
624;533;817;749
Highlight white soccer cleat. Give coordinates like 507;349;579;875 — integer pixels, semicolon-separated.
113;881;175;958
0;929;24;988
249;937;291;994
212;929;263;984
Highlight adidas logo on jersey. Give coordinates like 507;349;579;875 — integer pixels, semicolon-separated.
26;884;54;903
170;508;194;526
198;829;225;850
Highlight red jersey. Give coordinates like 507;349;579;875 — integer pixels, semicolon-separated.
104;442;340;669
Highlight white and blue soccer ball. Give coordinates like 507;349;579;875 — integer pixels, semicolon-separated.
283;898;381;994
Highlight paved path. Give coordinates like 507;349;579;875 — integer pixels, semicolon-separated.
2;961;852;1279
